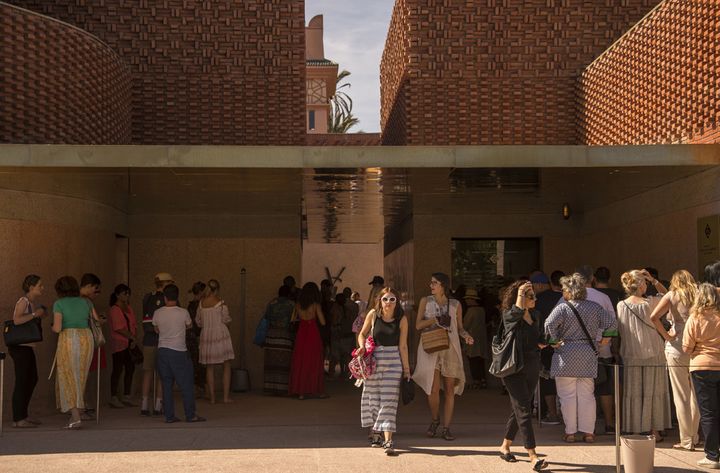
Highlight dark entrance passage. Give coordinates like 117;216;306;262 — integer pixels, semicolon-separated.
451;238;540;291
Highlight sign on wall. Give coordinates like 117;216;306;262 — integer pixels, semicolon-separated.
698;215;720;278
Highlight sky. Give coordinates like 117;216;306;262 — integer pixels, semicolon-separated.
305;0;394;133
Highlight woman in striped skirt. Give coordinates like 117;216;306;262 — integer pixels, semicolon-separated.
357;287;410;455
52;276;95;430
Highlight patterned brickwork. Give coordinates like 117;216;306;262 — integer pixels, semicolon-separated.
306;133;381;146
380;0;660;145
578;0;720;145
1;4;131;144
6;0;306;145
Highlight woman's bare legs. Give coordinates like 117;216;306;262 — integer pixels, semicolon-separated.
223;360;232;403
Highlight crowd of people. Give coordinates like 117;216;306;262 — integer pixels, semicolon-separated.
4;260;720;469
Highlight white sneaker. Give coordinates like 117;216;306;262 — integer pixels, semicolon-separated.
698;457;720;469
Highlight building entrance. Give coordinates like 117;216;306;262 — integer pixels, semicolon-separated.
451;238;540;292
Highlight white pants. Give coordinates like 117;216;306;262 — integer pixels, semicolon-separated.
556;377;596;434
666;353;700;448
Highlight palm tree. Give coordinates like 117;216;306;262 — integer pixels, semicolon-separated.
329;70;359;133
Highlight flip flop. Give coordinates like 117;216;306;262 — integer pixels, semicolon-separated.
533;459;548;471
499;452;517;462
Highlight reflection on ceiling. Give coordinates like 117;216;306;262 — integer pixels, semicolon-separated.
0;165;711;244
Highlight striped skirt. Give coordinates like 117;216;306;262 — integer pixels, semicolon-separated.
361;346;402;433
55;328;94;412
263;327;293;394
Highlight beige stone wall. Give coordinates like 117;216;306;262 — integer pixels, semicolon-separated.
129;238;301;391
0;217;122;415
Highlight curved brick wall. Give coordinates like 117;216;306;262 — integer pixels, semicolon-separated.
579;0;719;145
1;3;131;144
7;0;306;145
380;0;660;145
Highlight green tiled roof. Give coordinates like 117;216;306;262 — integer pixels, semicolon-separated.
307;58;337;66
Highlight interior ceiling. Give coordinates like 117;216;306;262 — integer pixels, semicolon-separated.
0;165;710;244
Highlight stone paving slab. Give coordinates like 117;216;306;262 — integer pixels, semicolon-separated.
0;380;705;472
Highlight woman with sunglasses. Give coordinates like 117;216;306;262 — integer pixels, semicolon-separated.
414;272;474;441
498;280;548;471
357;287;410;455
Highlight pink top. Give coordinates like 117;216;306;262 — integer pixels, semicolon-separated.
109;305;137;353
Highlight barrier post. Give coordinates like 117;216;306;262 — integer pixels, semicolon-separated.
536;381;542;428
96;346;101;424
0;353;5;436
615;362;621;473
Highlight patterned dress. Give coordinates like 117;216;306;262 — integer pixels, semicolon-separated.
197;301;235;365
262;296;295;394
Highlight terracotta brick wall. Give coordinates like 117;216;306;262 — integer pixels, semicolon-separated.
6;0;306;145
1;4;131;144
380;0;660;145
579;0;719;145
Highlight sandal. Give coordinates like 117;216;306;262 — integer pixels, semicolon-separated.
650;431;664;442
440;427;455;441
370;432;383;447
672;443;694;451
583;433;596;443
562;434;576;443
499;451;517;463
532;459;548;471
426;419;440;438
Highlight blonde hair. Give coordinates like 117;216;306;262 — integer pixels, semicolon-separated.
691;283;720;318
206;279;220;295
621;270;645;296
670;270;697;308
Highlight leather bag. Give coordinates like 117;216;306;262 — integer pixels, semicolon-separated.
488;320;523;378
421;327;450;354
3;318;42;346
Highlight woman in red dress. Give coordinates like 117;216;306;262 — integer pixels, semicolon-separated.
289;282;327;399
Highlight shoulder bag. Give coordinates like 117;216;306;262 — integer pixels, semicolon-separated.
88;303;106;347
566;302;606;385
421;299;451;354
488;317;523;378
253;305;269;347
3;298;42;346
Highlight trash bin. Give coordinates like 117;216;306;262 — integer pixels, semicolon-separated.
231;368;250;392
621;435;655;473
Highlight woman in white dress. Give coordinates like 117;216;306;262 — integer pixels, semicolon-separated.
197;279;235;404
413;272;474;441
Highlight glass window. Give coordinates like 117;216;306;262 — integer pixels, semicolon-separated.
308;110;316;130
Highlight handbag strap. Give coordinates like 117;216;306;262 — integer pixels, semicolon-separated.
565;302;598;355
622;300;659;333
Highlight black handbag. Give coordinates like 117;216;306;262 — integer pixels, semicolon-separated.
129;344;144;365
489;320;523;378
3;318;43;346
401;378;415;405
565;302;606;385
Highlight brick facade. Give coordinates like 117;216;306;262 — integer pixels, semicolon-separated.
578;0;719;145
6;0;306;145
1;4;131;144
380;0;660;145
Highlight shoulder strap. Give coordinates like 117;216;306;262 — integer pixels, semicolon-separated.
565;302;597;355
622;300;658;332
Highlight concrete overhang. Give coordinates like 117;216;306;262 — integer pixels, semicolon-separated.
1;144;719;168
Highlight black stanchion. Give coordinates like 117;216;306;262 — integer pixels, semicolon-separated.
0;351;5;436
614;362;621;473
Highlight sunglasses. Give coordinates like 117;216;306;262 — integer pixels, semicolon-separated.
429;280;440;286
381;296;397;303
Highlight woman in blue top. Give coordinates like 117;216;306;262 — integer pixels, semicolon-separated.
545;273;616;443
52;276;95;429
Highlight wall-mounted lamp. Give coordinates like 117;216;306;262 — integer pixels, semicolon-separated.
562;203;571;220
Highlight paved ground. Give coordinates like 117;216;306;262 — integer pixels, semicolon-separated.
0;378;706;472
